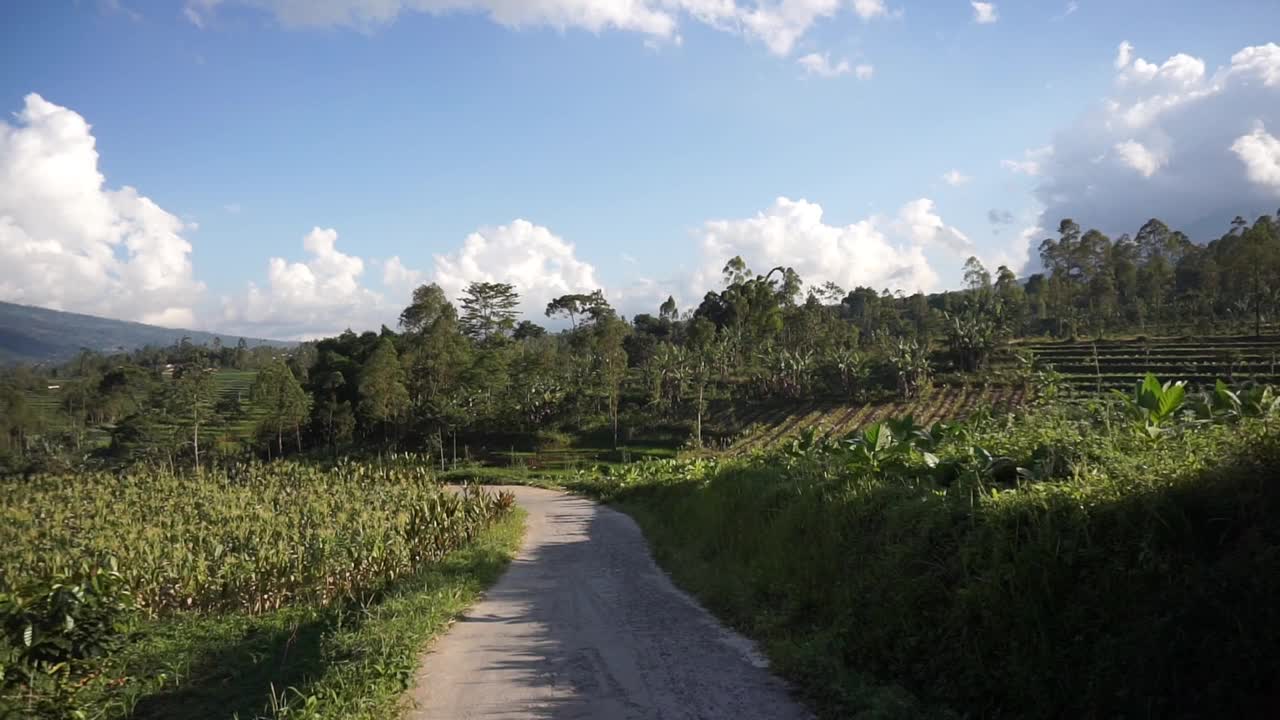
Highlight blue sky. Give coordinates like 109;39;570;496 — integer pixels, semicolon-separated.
1;1;1278;338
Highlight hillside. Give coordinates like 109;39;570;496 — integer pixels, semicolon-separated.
0;301;292;365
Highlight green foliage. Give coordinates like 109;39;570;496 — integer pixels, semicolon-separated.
1113;372;1187;438
571;391;1280;719
0;460;511;616
1;560;134;718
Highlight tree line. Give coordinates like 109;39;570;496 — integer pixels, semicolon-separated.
3;212;1278;473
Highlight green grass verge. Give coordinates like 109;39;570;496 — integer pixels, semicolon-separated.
84;509;525;720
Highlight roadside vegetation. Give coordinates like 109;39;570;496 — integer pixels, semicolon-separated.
564;377;1280;718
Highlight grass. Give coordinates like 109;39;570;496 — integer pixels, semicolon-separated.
82;509;526;720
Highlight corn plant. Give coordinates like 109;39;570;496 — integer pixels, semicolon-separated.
0;461;512;617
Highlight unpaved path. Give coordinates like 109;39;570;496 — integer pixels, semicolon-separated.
407;486;811;720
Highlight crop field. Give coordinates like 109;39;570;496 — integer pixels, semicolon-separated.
1020;335;1280;393
0;458;517;717
719;384;1028;454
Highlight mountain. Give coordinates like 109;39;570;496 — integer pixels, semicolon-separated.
0;301;293;365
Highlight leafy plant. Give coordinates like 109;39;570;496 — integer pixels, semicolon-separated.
1113;373;1187;439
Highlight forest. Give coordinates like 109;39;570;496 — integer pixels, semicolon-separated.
3;212;1280;719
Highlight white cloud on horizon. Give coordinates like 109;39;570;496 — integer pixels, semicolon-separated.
430;219;604;319
1028;41;1280;247
0;93;204;328
690;196;968;299
221;227;394;339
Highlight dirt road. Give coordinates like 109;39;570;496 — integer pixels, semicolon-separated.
407;486;811;720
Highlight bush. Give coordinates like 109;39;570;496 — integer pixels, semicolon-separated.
1;560;133;718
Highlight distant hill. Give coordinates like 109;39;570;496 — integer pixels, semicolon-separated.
0;301;292;365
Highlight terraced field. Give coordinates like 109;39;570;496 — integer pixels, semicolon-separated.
1019;335;1280;393
209;369;265;449
720;384;1028;454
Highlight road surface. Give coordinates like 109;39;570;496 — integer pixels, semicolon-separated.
407;486;811;720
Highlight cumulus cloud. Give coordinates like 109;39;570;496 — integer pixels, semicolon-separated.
971;1;997;24
797;52;852;78
430;219;603;317
893;198;973;253
942;169;971;186
1028;42;1280;247
0;93;204;327
1231;123;1280;196
692;196;972;297
185;0;888;57
221;228;393;339
382;255;423;291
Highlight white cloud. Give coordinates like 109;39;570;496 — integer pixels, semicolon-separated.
185;0;889;57
971;1;997;24
797;52;852;78
852;0;887;20
430;219;603;317
1002;145;1054;176
0;93;204;327
893;198;973;253
382;255;423;291
1026;42;1280;249
1113;139;1166;177
224;202;241;214
692;197;962;297
221;227;394;339
1115;40;1133;69
1231;123;1280;196
854;63;874;80
942;169;971;186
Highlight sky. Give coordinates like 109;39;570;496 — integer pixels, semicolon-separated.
1;0;1278;340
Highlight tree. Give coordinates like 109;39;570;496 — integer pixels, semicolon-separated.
658;295;679;322
963;256;992;291
513;320;546;340
542;288;606;327
460;282;520;341
251;361;310;457
358;337;410;444
167;364;218;474
592;314;630;448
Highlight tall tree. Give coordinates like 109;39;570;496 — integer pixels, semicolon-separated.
251;360;310;457
167;364;218;474
460;282;520;341
358;337;410;443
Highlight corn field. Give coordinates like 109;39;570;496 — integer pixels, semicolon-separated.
0;457;513;614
